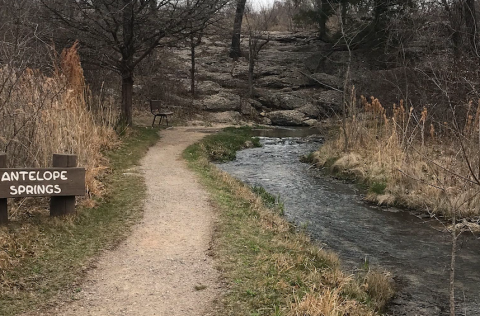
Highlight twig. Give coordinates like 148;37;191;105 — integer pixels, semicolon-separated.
396;168;445;191
410;146;480;186
297;70;343;92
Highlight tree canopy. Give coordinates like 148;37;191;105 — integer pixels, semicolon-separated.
42;0;228;126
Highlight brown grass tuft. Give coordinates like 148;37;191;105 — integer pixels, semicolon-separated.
316;93;480;220
0;44;118;275
0;43;117;206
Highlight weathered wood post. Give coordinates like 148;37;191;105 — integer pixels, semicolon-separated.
0;153;7;224
50;154;77;216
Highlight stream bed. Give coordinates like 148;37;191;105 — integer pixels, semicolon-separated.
215;128;480;316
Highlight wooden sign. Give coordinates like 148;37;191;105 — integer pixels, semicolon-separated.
0;168;85;198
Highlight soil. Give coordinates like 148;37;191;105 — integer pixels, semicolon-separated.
23;126;220;316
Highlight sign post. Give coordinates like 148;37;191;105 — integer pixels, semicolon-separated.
0;153;7;225
50;154;79;216
0;154;85;222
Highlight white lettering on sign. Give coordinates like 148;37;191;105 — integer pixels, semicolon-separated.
0;167;85;198
1;171;69;182
9;184;61;196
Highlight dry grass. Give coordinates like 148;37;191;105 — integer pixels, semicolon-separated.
315;93;480;220
0;42;117;208
0;42;119;300
184;128;395;316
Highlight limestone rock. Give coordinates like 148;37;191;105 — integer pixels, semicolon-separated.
240;100;257;116
309;73;342;90
303;119;319;126
266;110;309;126
197;81;222;95
207;111;242;123
256;91;309;110
256;73;309;89
298;103;321;118
202;92;240;112
262;117;272;125
316;90;343;113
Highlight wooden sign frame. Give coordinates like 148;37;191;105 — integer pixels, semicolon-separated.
0;153;86;224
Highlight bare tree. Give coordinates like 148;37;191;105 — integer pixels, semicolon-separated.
230;0;247;59
41;0;227;126
244;6;274;97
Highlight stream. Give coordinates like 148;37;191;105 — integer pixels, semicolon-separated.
215;127;480;316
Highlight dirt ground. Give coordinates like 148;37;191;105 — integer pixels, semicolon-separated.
24;127;221;316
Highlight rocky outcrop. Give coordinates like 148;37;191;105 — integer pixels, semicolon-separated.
186;31;350;125
315;90;343;114
298;103;322;118
309;73;343;90
201;92;241;112
267;110;317;126
256;90;312;110
196;80;222;95
206;111;242;123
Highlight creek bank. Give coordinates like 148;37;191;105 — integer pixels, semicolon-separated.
215;130;480;316
184;127;393;316
310;145;480;228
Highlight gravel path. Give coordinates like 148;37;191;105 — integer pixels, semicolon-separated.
25;127;220;316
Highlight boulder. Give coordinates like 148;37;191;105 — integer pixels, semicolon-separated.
298;103;321;118
256;74;309;89
256;91;309;110
248;98;263;110
309;73;343;90
197;81;222;95
303;119;319;127
262;117;272;125
316;90;343;113
240;100;257;116
199;71;247;89
207;111;242;123
267;110;309;126
202;92;241;112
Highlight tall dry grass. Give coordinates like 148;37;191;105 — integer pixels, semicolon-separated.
0;43;118;277
0;42;117;206
314;92;480;220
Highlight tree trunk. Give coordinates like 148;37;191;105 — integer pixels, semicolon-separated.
248;37;254;97
121;73;134;127
319;0;328;40
374;0;388;32
465;0;477;52
449;204;457;316
230;0;247;59
120;0;134;127
341;1;347;26
191;38;196;96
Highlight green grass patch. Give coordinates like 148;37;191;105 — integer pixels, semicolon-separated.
184;126;260;162
368;181;387;195
183;127;393;316
251;186;284;216
299;151;316;164
0;127;159;316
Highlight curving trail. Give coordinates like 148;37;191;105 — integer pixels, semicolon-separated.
24;127;220;316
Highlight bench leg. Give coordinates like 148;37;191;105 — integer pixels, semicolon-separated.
166;116;169;127
152;115;157;127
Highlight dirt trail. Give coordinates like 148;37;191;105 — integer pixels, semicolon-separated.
25;127;220;316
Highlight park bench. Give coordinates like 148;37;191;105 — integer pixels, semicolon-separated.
150;100;174;127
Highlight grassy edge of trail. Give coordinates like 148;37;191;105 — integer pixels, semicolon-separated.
183;127;394;316
0;126;160;316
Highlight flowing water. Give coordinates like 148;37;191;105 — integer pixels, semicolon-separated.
216;127;480;316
